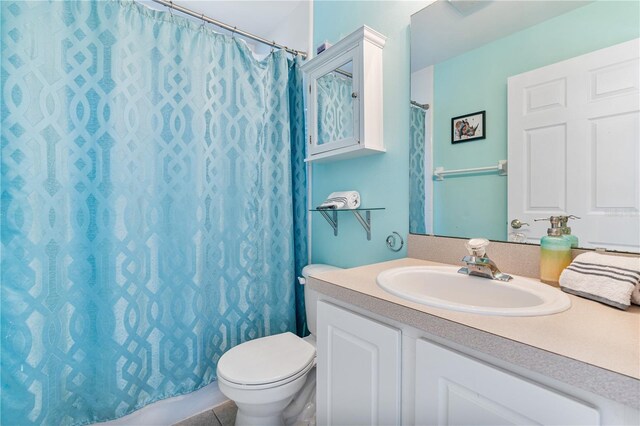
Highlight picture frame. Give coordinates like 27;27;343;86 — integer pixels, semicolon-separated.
451;111;486;144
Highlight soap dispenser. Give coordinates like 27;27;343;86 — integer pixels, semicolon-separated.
535;216;572;286
559;215;580;248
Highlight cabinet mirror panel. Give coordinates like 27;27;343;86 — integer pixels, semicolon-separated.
317;61;354;146
409;0;640;253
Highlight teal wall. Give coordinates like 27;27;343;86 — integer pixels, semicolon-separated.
432;0;640;241
312;1;430;267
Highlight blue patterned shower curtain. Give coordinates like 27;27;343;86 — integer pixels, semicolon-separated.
1;1;307;424
409;105;427;234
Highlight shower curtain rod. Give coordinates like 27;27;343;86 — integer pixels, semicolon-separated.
411;100;430;110
332;68;352;79
151;0;308;58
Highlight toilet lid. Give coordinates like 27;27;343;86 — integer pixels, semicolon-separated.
217;332;316;386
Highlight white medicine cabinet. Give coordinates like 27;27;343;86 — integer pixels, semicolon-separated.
302;26;386;162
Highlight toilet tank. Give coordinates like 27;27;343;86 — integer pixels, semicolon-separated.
300;264;342;336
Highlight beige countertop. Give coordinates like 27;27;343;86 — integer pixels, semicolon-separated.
308;257;640;408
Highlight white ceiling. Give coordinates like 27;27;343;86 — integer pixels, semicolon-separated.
411;0;593;71
174;1;304;37
138;0;308;54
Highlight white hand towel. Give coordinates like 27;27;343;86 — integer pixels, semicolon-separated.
559;252;640;310
317;191;361;210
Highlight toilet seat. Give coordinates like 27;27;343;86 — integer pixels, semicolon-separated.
217;332;316;390
218;357;315;391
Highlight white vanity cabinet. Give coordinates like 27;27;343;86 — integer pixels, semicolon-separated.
301;26;386;162
316;301;401;426
315;296;638;426
415;339;600;425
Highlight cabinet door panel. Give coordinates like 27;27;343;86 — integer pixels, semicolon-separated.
317;301;401;426
309;47;361;156
415;339;600;426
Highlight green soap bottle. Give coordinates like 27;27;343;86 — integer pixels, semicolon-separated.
559;215;579;248
537;216;572;286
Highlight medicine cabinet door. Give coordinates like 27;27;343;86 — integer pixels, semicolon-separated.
309;48;361;156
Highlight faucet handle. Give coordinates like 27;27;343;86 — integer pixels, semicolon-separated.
465;238;490;257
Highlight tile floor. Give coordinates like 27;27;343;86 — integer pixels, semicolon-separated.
173;400;237;426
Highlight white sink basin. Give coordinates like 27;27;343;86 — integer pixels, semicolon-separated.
376;266;570;316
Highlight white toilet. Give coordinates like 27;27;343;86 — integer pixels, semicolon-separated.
216;264;341;426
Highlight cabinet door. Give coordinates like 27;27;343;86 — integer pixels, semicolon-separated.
415;339;600;425
309;47;361;156
317;301;401;426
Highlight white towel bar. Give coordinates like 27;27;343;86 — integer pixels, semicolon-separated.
434;160;507;181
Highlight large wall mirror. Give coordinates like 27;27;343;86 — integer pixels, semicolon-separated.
409;0;640;253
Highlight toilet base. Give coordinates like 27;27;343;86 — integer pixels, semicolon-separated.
283;369;316;425
218;367;311;426
235;399;291;426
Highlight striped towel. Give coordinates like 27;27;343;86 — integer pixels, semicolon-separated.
559;252;640;310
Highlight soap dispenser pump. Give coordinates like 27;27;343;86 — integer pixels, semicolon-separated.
508;219;529;243
535;216;572;286
559;215;580;248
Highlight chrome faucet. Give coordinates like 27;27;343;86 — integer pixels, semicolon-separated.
458;238;513;282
